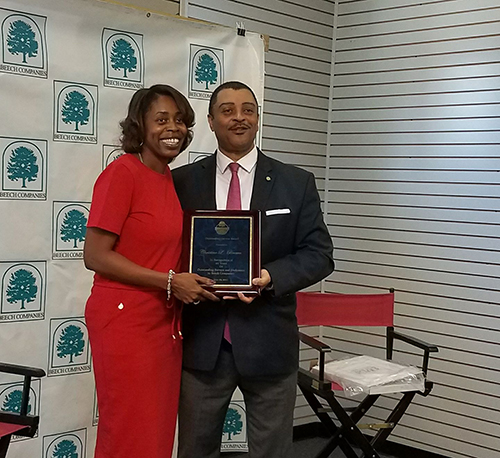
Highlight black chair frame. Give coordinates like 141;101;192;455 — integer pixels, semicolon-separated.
0;362;45;458
298;325;438;458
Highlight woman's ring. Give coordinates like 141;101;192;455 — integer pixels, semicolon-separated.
193;300;200;305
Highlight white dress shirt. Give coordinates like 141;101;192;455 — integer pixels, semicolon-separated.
215;147;258;211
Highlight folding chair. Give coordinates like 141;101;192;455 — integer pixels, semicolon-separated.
296;290;438;458
0;362;46;458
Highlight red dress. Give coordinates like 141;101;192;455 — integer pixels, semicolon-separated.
85;154;183;458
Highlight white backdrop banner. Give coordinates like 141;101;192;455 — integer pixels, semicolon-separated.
0;0;264;456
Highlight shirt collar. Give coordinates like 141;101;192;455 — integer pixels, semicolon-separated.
216;146;258;174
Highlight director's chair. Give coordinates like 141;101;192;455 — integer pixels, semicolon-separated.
296;290;438;458
0;362;45;458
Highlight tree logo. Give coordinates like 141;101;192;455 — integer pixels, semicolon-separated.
1;138;47;199
1;261;45;321
7;19;38;63
61;91;90;132
54;81;98;143
49;318;91;376
221;401;248;451
6;268;37;310
1;389;32;414
0;9;47;78
223;407;243;440
52;439;78;458
102;144;124;170
189;44;223;99
52;202;90;259
0;380;41;442
6;145;38;188
195;54;218;90
111;38;137;77
102;28;144;89
43;430;86;458
57;324;85;363
60;209;87;248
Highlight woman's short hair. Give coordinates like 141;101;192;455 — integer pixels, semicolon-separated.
120;84;195;154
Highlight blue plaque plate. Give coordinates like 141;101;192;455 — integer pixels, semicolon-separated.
183;210;261;296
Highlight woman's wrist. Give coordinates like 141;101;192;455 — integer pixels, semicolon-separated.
166;269;175;300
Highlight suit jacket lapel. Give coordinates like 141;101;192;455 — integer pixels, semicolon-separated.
250;149;274;210
199;153;217;209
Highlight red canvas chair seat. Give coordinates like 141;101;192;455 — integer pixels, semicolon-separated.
329;381;343;391
296;290;438;458
0;363;45;458
0;424;27;438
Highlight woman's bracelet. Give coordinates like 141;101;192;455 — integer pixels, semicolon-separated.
167;269;175;301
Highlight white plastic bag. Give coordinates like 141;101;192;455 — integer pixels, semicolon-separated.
311;355;425;397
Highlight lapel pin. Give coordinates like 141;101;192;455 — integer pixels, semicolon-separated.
266;176;271;181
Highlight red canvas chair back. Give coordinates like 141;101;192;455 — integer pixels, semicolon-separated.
296;291;394;327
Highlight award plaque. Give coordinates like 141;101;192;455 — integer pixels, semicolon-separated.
182;210;261;296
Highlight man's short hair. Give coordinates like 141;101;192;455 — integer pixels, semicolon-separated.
208;81;259;116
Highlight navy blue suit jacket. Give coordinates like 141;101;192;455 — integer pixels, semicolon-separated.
172;150;334;377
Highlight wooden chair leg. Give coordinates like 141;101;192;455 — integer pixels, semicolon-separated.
371;392;416;449
299;384;357;458
0;435;12;458
323;391;381;458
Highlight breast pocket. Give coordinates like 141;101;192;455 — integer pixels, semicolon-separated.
265;208;291;217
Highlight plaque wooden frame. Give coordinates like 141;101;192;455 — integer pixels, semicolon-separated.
182;210;261;296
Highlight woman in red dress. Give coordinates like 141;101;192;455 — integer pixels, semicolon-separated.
84;85;218;458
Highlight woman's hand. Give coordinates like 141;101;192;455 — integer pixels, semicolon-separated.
171;273;219;303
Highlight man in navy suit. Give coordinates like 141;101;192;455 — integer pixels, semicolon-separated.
172;81;334;458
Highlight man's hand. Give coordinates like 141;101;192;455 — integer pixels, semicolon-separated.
253;268;271;289
224;269;271;304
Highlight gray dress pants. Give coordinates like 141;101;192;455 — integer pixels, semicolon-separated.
178;341;297;458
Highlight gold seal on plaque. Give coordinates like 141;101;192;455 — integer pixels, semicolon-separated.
215;221;229;235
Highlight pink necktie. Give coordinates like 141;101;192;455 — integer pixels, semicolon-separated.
224;162;241;343
226;162;241;210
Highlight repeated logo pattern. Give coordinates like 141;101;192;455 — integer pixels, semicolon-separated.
43;429;86;458
221;401;248;451
53;81;98;143
52;202;90;259
48;318;91;377
0;379;41;442
102;28;144;89
0;137;47;200
189;44;223;99
0;3;262;453
0;384;36;415
0;261;45;322
0;8;48;78
223;406;243;440
102;144;124;170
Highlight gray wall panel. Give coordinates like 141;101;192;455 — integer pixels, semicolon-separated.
184;1;499;457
